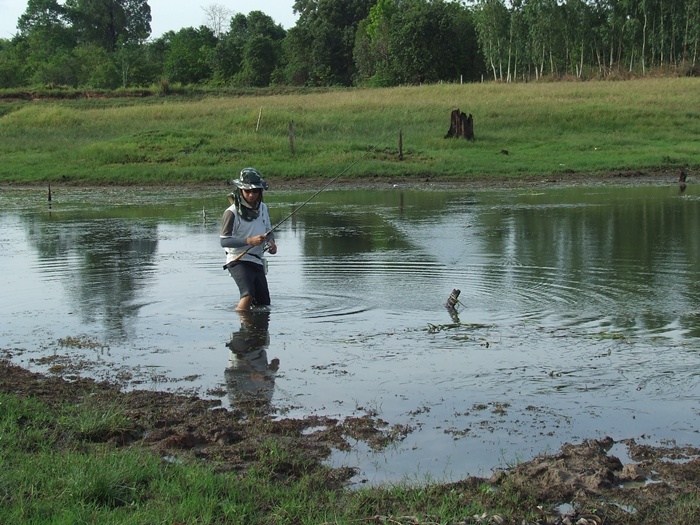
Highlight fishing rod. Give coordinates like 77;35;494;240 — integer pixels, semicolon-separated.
225;129;396;268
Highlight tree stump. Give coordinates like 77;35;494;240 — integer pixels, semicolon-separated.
445;109;474;141
445;289;461;309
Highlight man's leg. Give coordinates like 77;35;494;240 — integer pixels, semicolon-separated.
236;294;254;311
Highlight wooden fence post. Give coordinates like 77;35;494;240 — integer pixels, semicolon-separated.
256;107;263;132
289;121;295;154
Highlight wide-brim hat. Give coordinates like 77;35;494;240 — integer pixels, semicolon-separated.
233;167;269;190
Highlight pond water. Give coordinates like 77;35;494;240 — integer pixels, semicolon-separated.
1;182;699;485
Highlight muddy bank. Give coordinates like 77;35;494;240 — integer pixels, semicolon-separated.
2;360;699;524
2;167;691;193
267;168;691;192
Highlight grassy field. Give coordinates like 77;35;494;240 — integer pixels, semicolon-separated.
1;77;698;185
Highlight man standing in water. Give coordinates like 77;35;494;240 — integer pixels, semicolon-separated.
220;168;277;311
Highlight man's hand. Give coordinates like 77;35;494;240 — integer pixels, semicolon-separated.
267;240;277;255
246;235;267;247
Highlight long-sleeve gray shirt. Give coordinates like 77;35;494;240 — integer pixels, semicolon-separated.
220;202;274;266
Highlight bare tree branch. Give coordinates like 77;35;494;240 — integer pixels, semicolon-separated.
202;3;233;38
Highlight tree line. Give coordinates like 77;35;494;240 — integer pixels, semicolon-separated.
0;0;697;91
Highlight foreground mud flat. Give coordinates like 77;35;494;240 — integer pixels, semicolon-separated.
2;359;699;524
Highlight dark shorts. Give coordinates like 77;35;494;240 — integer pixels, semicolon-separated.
228;261;270;306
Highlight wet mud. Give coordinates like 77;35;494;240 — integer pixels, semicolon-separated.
2;359;699;524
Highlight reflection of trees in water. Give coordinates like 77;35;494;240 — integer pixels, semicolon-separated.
300;212;377;256
275;191;433;259
477;192;700;334
225;310;279;409
283;188;700;336
26;214;159;339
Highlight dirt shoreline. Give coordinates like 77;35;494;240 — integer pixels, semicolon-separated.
269;168;688;191
2;354;700;525
2;167;691;193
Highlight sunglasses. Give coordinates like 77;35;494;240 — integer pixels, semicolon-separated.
242;188;261;194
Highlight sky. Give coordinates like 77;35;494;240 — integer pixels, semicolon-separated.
0;0;298;39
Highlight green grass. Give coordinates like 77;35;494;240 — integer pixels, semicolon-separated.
2;387;699;524
0;391;487;525
0;392;341;524
1;78;698;185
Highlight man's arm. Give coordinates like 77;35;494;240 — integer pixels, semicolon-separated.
220;209;247;248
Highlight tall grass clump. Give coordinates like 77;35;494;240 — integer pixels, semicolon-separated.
1;105;85;130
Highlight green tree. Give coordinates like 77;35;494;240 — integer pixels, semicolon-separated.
474;0;510;81
211;11;285;85
234;36;278;86
64;0;151;52
138;37;170;85
684;0;700;67
281;25;315;85
161;26;217;84
288;0;374;85
0;39;27;88
113;41;157;87
17;0;70;36
522;0;565;78
387;0;482;84
353;0;397;85
73;43;120;87
210;14;247;83
505;0;530;82
16;0;76;56
14;0;77;85
560;0;594;77
30;49;80;85
245;10;287;41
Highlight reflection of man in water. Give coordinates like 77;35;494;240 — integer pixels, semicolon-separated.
225;310;279;407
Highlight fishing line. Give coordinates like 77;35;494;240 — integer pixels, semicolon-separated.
267;127;397;234
227;128;398;266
